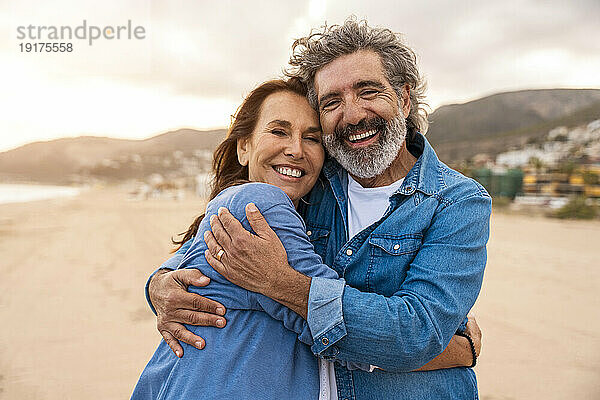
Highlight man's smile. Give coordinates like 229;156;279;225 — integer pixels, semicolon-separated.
346;129;380;147
348;129;378;142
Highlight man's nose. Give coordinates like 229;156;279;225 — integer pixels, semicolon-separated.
341;99;368;126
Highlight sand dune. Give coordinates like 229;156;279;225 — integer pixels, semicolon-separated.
1;188;598;399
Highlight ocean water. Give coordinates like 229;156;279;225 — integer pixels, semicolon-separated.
0;184;81;205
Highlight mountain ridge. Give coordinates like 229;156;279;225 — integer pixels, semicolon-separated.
2;88;600;184
426;88;600;161
0;128;227;184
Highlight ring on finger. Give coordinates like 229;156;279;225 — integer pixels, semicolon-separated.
216;249;225;261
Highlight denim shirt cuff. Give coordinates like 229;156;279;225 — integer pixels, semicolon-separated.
145;267;174;316
456;315;469;333
307;277;347;356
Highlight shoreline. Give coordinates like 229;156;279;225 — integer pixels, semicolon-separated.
0;183;84;205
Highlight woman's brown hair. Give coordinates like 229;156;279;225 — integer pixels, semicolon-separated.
172;77;309;248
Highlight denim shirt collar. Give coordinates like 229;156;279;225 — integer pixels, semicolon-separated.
322;132;442;199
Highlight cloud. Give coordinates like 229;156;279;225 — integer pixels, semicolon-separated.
1;0;599;150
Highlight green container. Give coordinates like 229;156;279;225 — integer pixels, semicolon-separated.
472;168;523;199
473;168;492;191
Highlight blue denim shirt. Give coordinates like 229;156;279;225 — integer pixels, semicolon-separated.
133;183;347;400
298;134;491;399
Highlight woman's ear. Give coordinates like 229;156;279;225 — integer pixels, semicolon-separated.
237;137;250;166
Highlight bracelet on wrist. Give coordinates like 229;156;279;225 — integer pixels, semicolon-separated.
455;331;477;368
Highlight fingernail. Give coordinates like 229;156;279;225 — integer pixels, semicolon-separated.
210;215;216;224
195;341;204;349
218;207;227;216
216;307;225;316
197;276;209;285
216;318;225;327
175;350;181;358
247;203;257;212
203;231;209;239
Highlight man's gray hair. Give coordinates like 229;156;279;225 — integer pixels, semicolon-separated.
285;17;429;134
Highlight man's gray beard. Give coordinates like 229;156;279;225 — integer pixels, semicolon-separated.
323;115;407;179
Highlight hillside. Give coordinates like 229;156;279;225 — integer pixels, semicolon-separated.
3;88;600;184
427;89;600;162
0;128;227;184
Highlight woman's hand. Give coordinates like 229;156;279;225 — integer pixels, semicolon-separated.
148;269;227;357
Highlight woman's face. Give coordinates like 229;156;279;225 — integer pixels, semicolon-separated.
237;91;324;205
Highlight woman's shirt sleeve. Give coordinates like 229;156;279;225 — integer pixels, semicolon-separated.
229;186;371;371
226;184;340;345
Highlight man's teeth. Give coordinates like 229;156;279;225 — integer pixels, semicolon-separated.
348;129;377;142
275;166;302;178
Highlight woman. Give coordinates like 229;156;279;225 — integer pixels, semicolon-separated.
132;79;477;400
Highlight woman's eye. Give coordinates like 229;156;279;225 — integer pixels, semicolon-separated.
305;136;321;143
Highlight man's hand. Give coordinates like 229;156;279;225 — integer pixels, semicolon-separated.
465;314;482;357
148;269;227;357
203;203;311;318
414;314;482;371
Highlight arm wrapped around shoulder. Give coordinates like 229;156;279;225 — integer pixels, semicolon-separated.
312;192;492;372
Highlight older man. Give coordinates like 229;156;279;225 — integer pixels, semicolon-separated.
147;19;491;399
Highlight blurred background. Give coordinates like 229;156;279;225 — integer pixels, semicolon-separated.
1;0;599;398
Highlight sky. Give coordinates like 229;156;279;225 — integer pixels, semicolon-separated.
1;0;599;152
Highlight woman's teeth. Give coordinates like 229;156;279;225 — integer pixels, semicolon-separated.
348;129;377;143
275;166;302;178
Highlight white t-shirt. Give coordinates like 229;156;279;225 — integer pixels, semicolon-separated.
318;174;405;400
347;174;405;239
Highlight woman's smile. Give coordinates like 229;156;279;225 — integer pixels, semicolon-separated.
237;90;324;205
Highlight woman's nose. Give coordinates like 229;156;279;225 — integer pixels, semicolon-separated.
284;136;304;159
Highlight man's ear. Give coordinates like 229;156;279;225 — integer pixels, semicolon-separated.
400;83;411;118
237;137;250;166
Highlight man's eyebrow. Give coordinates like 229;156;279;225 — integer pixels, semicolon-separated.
318;91;340;108
318;80;387;107
353;80;386;91
267;119;292;128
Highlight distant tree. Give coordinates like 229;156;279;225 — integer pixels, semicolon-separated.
553;134;568;142
528;157;545;173
526;136;543;145
553;196;597;220
558;161;577;178
583;170;600;185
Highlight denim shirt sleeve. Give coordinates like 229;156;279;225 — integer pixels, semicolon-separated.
144;239;193;316
309;193;491;372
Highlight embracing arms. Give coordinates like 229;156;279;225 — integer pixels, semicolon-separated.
202;194;490;371
146;194;486;369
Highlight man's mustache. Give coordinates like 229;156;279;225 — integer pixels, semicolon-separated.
333;117;388;139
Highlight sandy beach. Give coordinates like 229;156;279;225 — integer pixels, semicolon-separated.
1;188;599;399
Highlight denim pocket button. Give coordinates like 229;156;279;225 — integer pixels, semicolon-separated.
321;337;329;345
305;226;330;258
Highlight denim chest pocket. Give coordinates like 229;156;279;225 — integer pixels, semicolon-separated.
306;226;330;260
367;233;423;295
